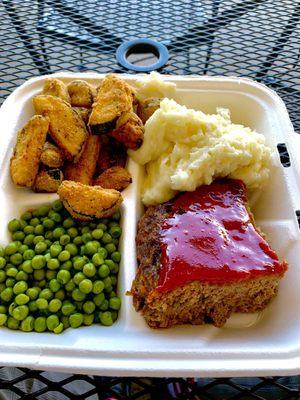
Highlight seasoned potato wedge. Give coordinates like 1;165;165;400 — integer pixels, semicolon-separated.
110;111;144;150
136;97;161;124
43;78;70;103
64;134;100;185
10;115;49;188
88;74;136;134
34;168;63;193
33;95;88;161
58;180;122;220
94;166;132;191
97;136;127;173
40;141;64;168
67;80;96;108
73;107;91;124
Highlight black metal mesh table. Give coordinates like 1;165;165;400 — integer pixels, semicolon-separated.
0;0;299;398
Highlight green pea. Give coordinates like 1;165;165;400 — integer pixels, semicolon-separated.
73;236;83;246
37;279;47;288
55;289;65;301
18;244;28;254
60;235;70;246
109;226;122;238
105;243;116;254
39;288;53;300
61;302;75;316
47;258;60;270
33;235;44;245
72;257;84;271
58;250;70;262
101;233;112;244
106;259;118;273
83;314;94;326
24;225;34;235
61;261;72;271
36;298;48;310
7;316;19;330
12;231;25;241
93;280;105;294
12;305;29;321
94;293;105;307
65;279;75;292
28;300;38;312
34;316;47;332
83;301;95;314
50;211;62;223
24;234;35;246
15;293;29;305
79;279;93;294
8;219;21;233
52;200;63;211
23;249;34;261
110;276;117;286
32;255;46;269
0;270;6;283
21;316;34;332
43;218;55;230
49;244;62;258
98;264;110;278
5;278;15;287
112;211;120;221
48;279;60;293
16;271;28;282
99;299;109;311
109;221;119;228
5;242;18;256
0;257;6;269
46;269;56;280
109;290;117;298
10;253;23;266
73;272;85;285
46;315;60;331
98;247;108;259
83;263;96;278
65;243;77;256
67;227;78;238
69;313;83;328
82;233;92;244
109;297;121;310
81;227;90;234
97;223;107;231
92;253;104;266
53;227;65;240
0;313;7;326
57;269;71;284
21;211;32;221
13;281;28;296
35;242;47;254
49;298;62;313
53;322;64;334
72;288;86;302
26;287;39;300
34;224;44;235
63;218;75;229
22;260;33;273
111;311;118;322
92;229;103;240
99;311;113;326
37;205;50;217
30;217;40;227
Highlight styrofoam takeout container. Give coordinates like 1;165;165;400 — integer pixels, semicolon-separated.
0;73;299;378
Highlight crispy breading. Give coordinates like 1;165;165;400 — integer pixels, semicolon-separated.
34;168;63;193
10;115;49;188
96;136;127;173
110;111;144;150
33;95;88;161
43;78;71;103
64;134;100;185
73;107;91;124
88;74;136;132
58;180;122;220
136;97;161;124
67;80;96;108
94;166;132;191
40;141;64;168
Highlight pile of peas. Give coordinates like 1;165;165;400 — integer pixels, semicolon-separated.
0;200;122;333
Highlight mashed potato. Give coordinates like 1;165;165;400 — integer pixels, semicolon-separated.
129;99;272;206
134;72;177;101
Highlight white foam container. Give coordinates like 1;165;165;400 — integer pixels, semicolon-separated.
0;72;300;378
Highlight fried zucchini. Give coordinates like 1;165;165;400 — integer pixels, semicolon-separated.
136;97;161;124
64;134;100;185
34;168;63;193
42;78;71;103
97;136;127;173
10;115;49;188
67;80;96;108
88;74;136;134
33;95;88;161
94;166;132;191
40;142;64;168
58;180;122;220
110;111;144;150
73;107;91;124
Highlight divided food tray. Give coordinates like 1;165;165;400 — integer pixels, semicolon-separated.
0;73;299;377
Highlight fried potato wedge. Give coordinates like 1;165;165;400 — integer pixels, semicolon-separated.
94;166;132;191
10;115;49;188
40;141;64;168
110;111;144;150
73;107;91;124
136;97;161;124
34;168;63;193
64;134;100;185
43;78;71;103
67;80;96;108
96;136;127;173
88;74;136;134
58;180;122;220
33;95;88;161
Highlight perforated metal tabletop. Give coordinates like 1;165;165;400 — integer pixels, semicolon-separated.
0;0;300;398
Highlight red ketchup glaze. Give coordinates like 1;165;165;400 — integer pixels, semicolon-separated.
156;179;287;292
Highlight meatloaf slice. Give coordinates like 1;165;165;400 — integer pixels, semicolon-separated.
130;180;287;328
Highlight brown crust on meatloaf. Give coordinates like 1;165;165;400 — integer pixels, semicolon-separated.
130;200;285;328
